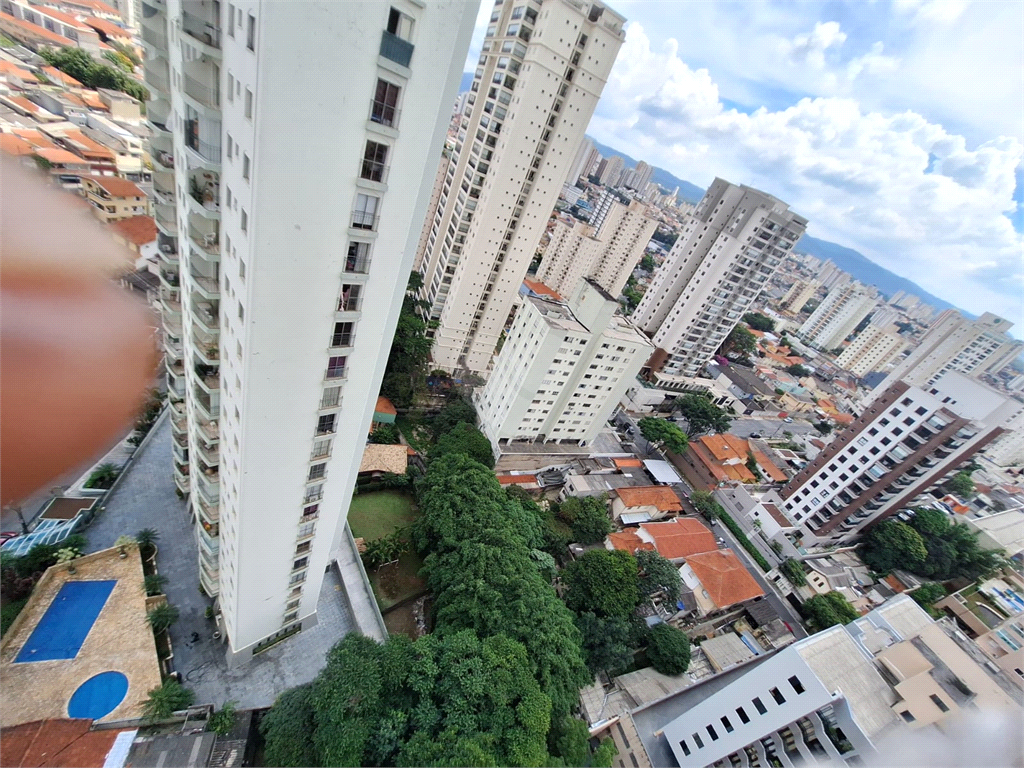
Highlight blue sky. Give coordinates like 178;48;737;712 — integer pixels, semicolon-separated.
463;0;1024;327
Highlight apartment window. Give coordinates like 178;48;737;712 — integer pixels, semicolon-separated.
246;12;256;50
227;2;234;36
243;88;253;120
304;483;323;503
316;414;336;435
352;194;378;230
288;571;305;585
302;504;319;519
387;7;414;40
320;386;341;409
720;716;733;734
227;73;234;101
752;697;767;715
692;733;704;749
372;79;400;126
900;710;915;723
360;141;389;182
311;439;331;459
735;707;750;724
930;694;949;712
345;243;371;274
331;322;354;347
679;740;690;757
788;676;805;694
238;303;244;322
308;464;325;481
339;283;362;311
242;153;250;180
769;687;786;704
239;260;246;281
326;356;347;379
705;724;718;741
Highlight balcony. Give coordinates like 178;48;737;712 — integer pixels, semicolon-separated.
182;10;221;50
192;327;219;364
158;268;180;290
379;30;413;67
189;225;219;255
184;121;221;165
195;439;219;467
191;274;220;300
141;23;168;51
359;158;389;185
194;363;220;392
350;209;378;231
197;417;219;443
184;72;220;109
173;464;190;493
196;492;219;525
144;64;170;94
188;177;220;218
199;564;218;596
192;301;219;334
164;335;183;361
155;205;177;234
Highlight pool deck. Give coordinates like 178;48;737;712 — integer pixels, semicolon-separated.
0;547;162;728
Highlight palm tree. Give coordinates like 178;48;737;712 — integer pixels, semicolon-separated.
147;602;179;633
136;528;159;559
142;679;195;722
143;573;168;596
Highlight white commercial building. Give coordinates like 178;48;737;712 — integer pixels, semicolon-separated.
142;0;475;662
984;406;1024;467
416;0;626;374
835;323;906;377
633;178;808;378
798;282;878;351
875;310;1022;394
779;279;818;313
475;279;652;453
597;153;624;186
537;198;657;298
779;372;1020;545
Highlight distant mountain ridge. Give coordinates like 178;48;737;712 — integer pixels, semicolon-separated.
588;137;962;315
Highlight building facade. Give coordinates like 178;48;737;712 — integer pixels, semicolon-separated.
835;322;906;377
597;152;623;186
80;175;150;222
779;279;817;313
142;0;475;662
798;282;878;351
633;178;808;378
416;0;626;375
779;372;1018;545
475;278;651;452
875;310;1022;394
565;134;597;184
537;198;656;298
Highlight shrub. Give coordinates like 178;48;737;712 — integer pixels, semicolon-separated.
780;558;807;587
85;463;119;489
718;511;771;571
143;679;195;722
208;701;237;735
143;573;168;596
647;623;691;675
147;603;179;633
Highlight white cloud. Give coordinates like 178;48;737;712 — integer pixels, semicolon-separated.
893;0;970;24
589;24;1024;321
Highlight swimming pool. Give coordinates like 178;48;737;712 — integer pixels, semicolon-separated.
15;580;116;663
67;671;129;720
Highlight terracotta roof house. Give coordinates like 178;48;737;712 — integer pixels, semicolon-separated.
109;215;156;253
0;719;136;768
679;549;765;617
496;473;539;489
670;433;757;491
521;277;563;301
0;133;35;157
79;175;149;223
606;516;716;562
358;444;407;477
611;485;683;521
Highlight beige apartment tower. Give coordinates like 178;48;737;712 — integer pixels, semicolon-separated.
416;0;626;375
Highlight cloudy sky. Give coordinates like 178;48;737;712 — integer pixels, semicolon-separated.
464;0;1024;327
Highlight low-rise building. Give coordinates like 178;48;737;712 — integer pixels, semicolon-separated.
671;434;760;491
476;279;653;455
611;485;684;522
679;549;765;618
606;516;717;563
79;174;149;222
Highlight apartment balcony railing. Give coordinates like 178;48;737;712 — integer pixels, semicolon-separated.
189;226;219;254
197;417;219;443
350;210;378;231
359;159;389;184
141;24;168;49
369;98;400;128
184;122;222;163
144;65;170;93
379;30;413;67
182;11;221;49
196;493;219;524
184;73;220;108
193;328;219;362
154;205;176;231
191;274;220;299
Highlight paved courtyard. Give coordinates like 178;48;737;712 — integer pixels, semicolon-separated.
84;411;358;709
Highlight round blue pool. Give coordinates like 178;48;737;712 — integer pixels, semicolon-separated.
67;671;129;720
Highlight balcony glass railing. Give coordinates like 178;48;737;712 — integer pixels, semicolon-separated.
379;30;413;66
182;11;221;48
184;73;220;107
141;24;167;49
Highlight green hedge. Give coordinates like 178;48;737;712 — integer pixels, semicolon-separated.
718;511;771;572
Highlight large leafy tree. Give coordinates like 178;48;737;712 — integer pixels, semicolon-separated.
635;550;681;603
907;508;1003;582
39;47;148;101
859;519;927;575
260;685;318;767
690;490;722;522
637;417;689;454
945;470;975;498
431;395;478;439
556;496;612;545
742;313;775;332
381;273;432;407
719;325;757;358
562;549;640;618
801;591;859;632
646;623;691;675
673;394;732;437
429;422;494;468
575;612;634;675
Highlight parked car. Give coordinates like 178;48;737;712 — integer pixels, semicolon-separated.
783;417;795;423
750;432;762;439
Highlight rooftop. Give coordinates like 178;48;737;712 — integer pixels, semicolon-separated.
0;719;135;768
635;517;717;560
373;395;398;416
33;146;88;166
615;485;683;512
358;444;407;475
496;473;538;485
42;66;82;87
110;215;156;246
684;549;764;609
82;174;145;198
0;132;34;156
0;12;76;46
522;277;563;301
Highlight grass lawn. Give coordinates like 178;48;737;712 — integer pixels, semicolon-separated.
348;490;417;542
395;414;433;454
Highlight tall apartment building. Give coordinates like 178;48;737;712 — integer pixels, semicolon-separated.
984;405;1024;467
648;595;1020;768
597;152;624;186
779;279;817;313
633;178;808;378
623;159;652;191
565;135;597;183
537;198;657;297
415;0;626;375
779;372;1018;545
142;0;475;662
798;282;877;350
876;310;1022;394
835;323;906;377
475;279;652;453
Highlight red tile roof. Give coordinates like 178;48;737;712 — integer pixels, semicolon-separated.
374;396;398;416
35;7;91;29
751;449;788;483
83;175;145;198
522;278;563;301
0;133;35;156
640;517;717;560
607;529;655;554
496;474;538;485
688;435;757;484
0;719;129;767
78;90;107;110
82;15;130;38
615;485;683;512
110;215;156;246
0;12;76;46
34;146;88;166
613;457;644;468
685;549;764;609
0;59;36;81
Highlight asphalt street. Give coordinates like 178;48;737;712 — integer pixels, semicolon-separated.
730;416;817;439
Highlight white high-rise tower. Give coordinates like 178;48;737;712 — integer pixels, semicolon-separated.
633;179;807;378
415;0;627;375
142;0;476;662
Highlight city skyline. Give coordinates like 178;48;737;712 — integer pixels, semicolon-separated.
462;0;1024;327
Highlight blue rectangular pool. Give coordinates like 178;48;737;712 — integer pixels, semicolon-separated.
15;580;116;663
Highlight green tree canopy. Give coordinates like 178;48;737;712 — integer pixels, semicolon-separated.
859;519;927;575
743;313;775;332
556;496;612;545
639;253;656;272
260;685;318;767
637;417;689;454
801;591;859;632
813;421;833;435
910;582;947;608
575;612;634;675
562;549;640;618
429;422;494;468
369;423;400;444
431;395;478;439
635;550;681;603
945;470;975;498
720;325;757;358
786;364;811;378
39;47;148;101
673;394;732;437
646;623;691;675
381;273;432;407
690;490;723;522
780;558;807;587
906;507;1003;582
